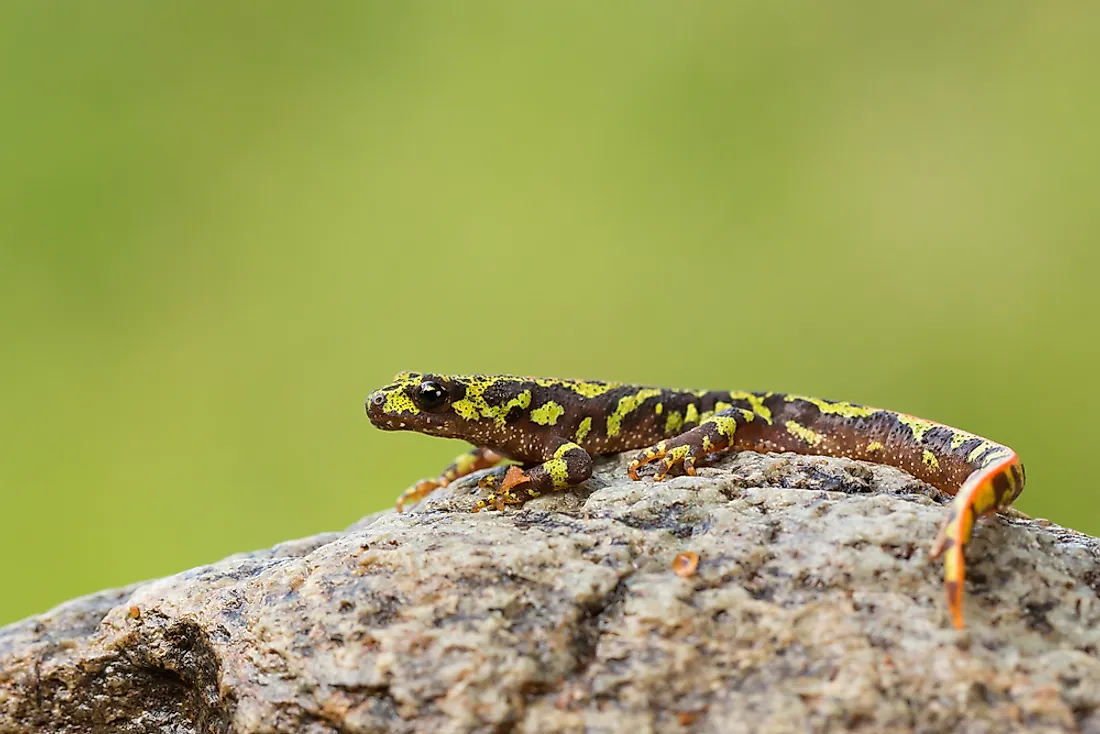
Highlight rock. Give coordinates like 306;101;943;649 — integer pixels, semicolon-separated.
2;452;1100;733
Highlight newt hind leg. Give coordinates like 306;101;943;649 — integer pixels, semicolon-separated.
629;407;757;480
395;446;503;513
929;453;1025;628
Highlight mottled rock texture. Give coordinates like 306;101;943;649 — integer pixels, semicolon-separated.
2;452;1100;734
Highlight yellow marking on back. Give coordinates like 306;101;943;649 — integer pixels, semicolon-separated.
534;378;620;398
655;403;663;415
566;381;619;398
967;441;996;463
961;438;1010;468
865;441;884;454
575;416;592;443
486;387;532;426
698;399;732;425
530;401;565;426
950;431;977;450
665;410;684;435
501;390;533;421
711;415;740;439
786;395;877;419
922;450;940;470
607;388;663;438
684;404;699;426
977;449;1011;468
429;375;615;426
450;377;531;426
730;392;773;424
785;420;823;446
897;414;936;443
449;375;496;422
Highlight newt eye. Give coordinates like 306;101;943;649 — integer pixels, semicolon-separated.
414;380;449;412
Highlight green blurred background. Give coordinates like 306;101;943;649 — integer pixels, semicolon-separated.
2;3;1097;627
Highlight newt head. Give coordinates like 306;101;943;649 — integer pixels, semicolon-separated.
365;371;463;437
366;371;547;451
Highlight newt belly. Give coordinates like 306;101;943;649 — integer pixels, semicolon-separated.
365;372;1025;629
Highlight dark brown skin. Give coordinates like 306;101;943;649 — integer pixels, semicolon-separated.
366;372;1025;629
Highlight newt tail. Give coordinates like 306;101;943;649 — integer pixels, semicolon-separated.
366;372;1026;629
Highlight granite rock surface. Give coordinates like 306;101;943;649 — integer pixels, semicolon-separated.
2;452;1099;733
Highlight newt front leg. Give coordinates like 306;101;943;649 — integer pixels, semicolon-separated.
395;446;503;513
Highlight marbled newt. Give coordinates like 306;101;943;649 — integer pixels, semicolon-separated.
365;372;1025;629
